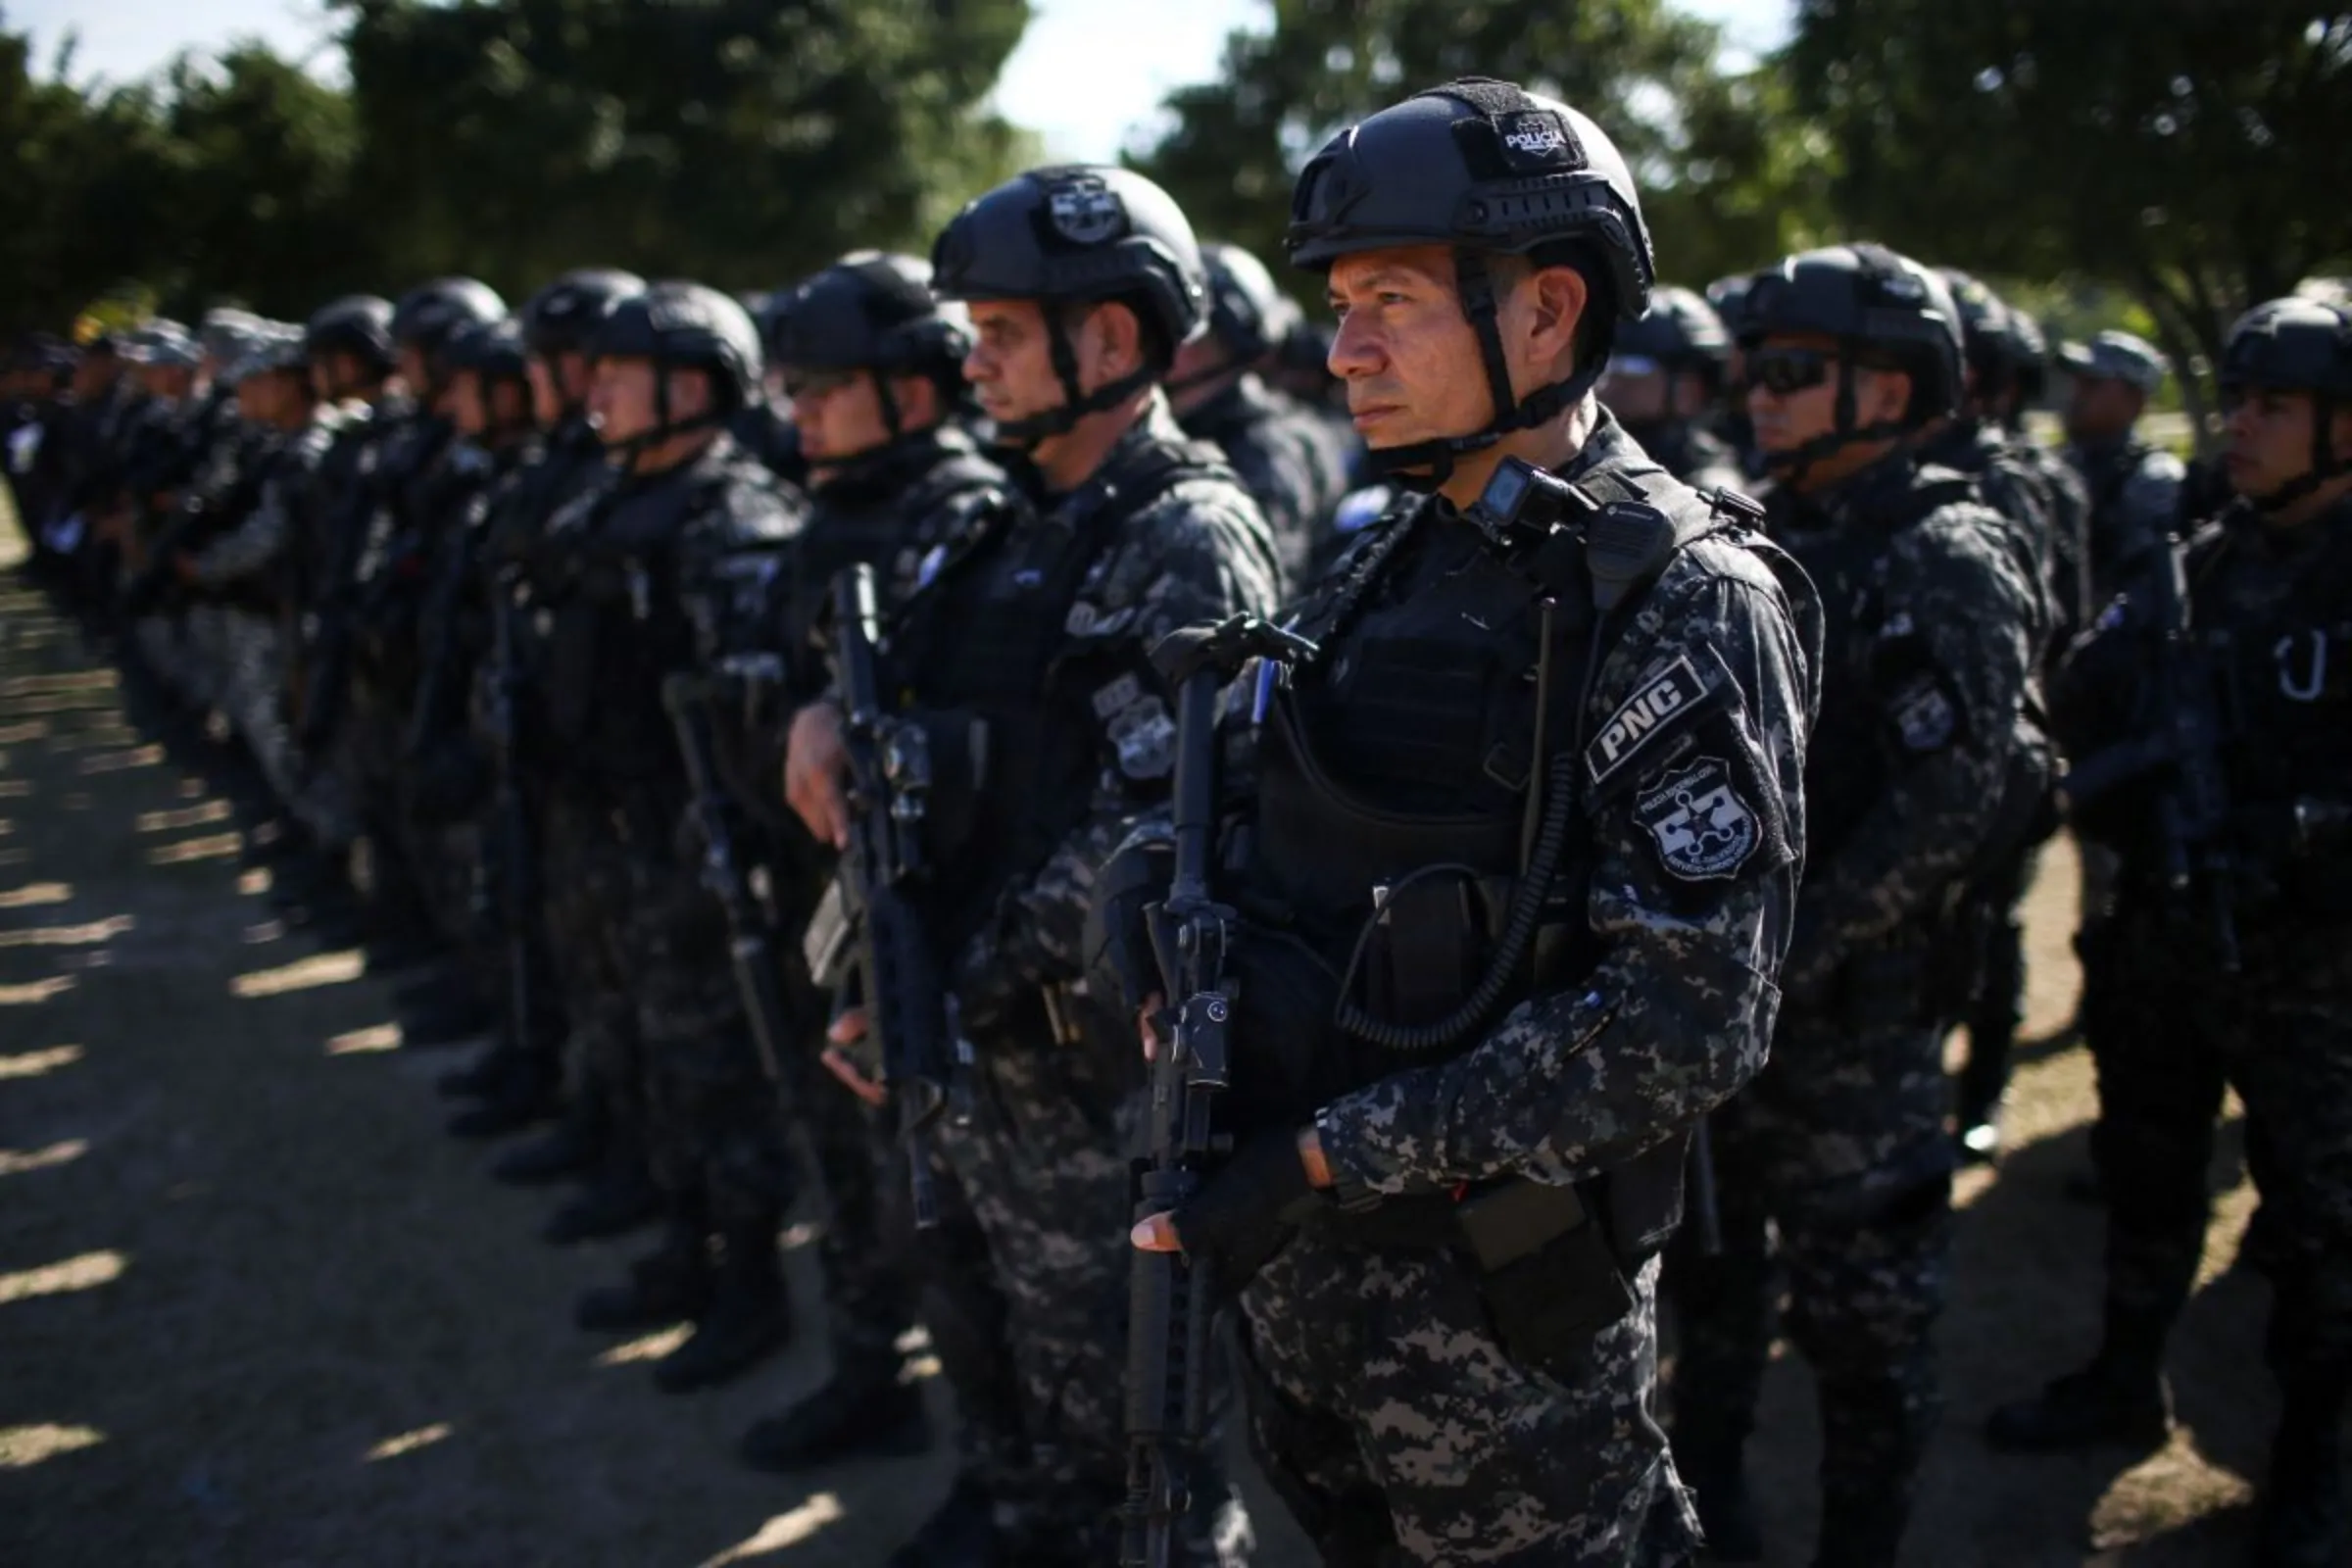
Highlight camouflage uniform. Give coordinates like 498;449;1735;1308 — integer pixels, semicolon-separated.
535;433;807;1264
2036;498;2352;1520
2068;430;2185;612
1624;416;1750;498
184;411;343;819
886;398;1278;1563
1179;370;1356;594
1669;450;2037;1563
1177;416;1810;1567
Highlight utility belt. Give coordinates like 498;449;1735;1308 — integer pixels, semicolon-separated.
1316;1136;1687;1378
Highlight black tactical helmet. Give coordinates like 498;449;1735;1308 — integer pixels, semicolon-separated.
1740;243;1963;478
1199;242;1300;365
768;252;971;378
2221;294;2352;508
446;317;531;384
592;281;763;407
1285;77;1654;482
931;164;1207;444
303;295;397;372
391;277;509;356
1937;267;2015;394
520;269;646;359
1705;272;1755;338
1615;284;1732;369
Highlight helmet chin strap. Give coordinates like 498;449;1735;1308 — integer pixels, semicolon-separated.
2246;393;2351;514
605;362;726;475
1362;249;1601;494
1758;351;1914;490
988;307;1158;450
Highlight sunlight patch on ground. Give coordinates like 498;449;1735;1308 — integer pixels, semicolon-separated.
0;1139;89;1176
0;1249;126;1305
0;1423;105;1469
0;1044;82;1079
75;743;163;774
0;975;75;1004
700;1493;845;1564
594;1326;692;1367
0;670;117;699
2088;1429;2257;1550
0;721;50;746
231;950;364;999
0;880;71;908
0;914;133;949
0;779;29;797
364;1422;454;1462
149;832;243;866
327;1024;403;1056
134;800;233;834
237;868;270;896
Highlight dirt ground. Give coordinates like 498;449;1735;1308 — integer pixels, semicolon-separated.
0;533;2273;1566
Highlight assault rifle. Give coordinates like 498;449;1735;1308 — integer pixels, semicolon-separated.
2059;539;2238;971
1121;613;1315;1568
824;562;958;1227
483;565;552;1064
662;662;794;1083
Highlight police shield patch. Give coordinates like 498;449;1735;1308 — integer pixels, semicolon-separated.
1047;175;1125;246
1634;756;1759;882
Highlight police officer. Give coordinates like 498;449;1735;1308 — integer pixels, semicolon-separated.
1601;282;1749;494
1108;79;1817;1565
783;165;1278;1565
1169;241;1356;589
267;294;402;937
178;328;339;837
460;270;654;1159
1926;270;2076;1161
1666;245;2038;1565
553;282;807;1392
733;251;1019;1473
2063;328;2184;605
1990;296;2352;1568
1995;307;2095;638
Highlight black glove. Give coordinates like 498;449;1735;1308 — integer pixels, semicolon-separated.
1168;1128;1322;1291
1083;832;1174;1014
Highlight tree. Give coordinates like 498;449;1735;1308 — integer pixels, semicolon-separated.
334;0;1039;298
1784;0;2352;424
1132;0;1832;299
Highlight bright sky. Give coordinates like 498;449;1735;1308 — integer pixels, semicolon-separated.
13;0;1793;164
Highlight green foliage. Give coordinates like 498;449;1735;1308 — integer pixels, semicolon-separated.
1131;0;1833;302
0;0;1038;334
1784;0;2352;416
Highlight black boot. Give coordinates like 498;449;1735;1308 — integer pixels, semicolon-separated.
399;985;500;1049
444;1052;557;1138
575;1222;712;1333
542;1156;662;1246
885;1475;1004;1568
490;1106;602;1185
739;1374;932;1472
653;1219;792;1394
2255;1378;2348;1567
1985;1350;2171;1453
1675;1437;1763;1563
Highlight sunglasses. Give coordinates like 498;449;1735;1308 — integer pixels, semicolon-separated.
1742;346;1834;396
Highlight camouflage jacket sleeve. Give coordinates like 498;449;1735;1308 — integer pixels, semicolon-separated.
1317;540;1812;1193
1787;504;2036;984
188;429;329;584
961;478;1281;1001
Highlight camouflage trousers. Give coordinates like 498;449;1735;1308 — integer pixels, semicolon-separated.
133;608;222;710
1239;1231;1699;1567
785;1030;918;1388
542;790;647;1155
623;866;795;1232
935;1005;1250;1567
1666;983;1954;1558
2084;900;2352;1382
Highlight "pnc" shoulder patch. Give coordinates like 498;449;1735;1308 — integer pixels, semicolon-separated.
1585;652;1728;795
